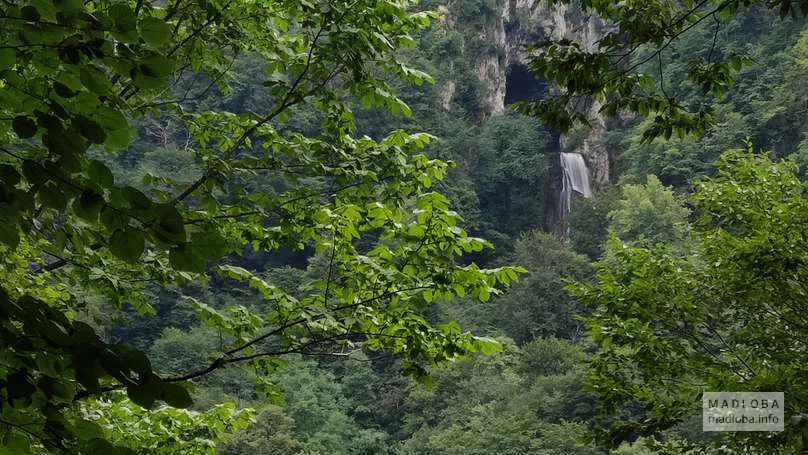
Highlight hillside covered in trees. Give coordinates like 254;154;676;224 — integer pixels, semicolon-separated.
1;0;807;454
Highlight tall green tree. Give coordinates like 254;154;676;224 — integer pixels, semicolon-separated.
568;185;621;260
397;338;600;455
607;175;691;250
220;404;312;455
492;230;592;342
0;0;523;452
572;149;808;453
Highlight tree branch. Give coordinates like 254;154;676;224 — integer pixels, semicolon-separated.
621;0;734;76
164;285;434;382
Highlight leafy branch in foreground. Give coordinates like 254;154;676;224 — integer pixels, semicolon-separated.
0;0;524;453
519;0;803;141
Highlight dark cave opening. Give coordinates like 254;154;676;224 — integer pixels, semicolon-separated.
504;63;546;105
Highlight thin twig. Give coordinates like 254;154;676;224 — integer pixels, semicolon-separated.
165;285;434;382
707;13;721;63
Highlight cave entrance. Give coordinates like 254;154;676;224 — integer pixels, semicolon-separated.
504;63;545;105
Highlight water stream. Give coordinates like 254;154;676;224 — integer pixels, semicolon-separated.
559;152;592;215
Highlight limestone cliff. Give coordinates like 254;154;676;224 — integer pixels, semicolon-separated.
437;0;613;188
470;0;604;115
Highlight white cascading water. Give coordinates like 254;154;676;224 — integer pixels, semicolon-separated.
559;152;592;214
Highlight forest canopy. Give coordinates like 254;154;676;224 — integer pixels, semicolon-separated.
1;0;807;454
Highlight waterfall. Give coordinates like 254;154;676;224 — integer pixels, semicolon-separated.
559;152;592;214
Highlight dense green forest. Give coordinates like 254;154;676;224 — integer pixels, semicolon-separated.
1;0;807;454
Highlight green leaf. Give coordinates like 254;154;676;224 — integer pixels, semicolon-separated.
20;5;40;21
39;183;69;210
152;204;186;244
22;161;46;185
122;186;152;210
109;228;145;264
96;106;129;131
0;49;16;70
12;116;37;138
144;56;174;77
72;419;105;441
80;66;112;95
0;220;20;248
191;230;228;259
74;355;102;392
0;165;20;185
2;432;30;454
72;190;105;222
106;128;133;149
110;3;137;32
126;376;160;409
6;371;36;400
53;81;77;98
478;287;491;302
100;205;128;230
116;346;152;376
169;245;206;272
140;17;172;46
160;382;193;408
471;336;502;355
85;438;118;455
74;115;107;144
88;160;114;187
44;129;88;158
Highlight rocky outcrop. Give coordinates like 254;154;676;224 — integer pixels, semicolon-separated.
436;0;615;235
466;0;605;115
439;0;612;186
